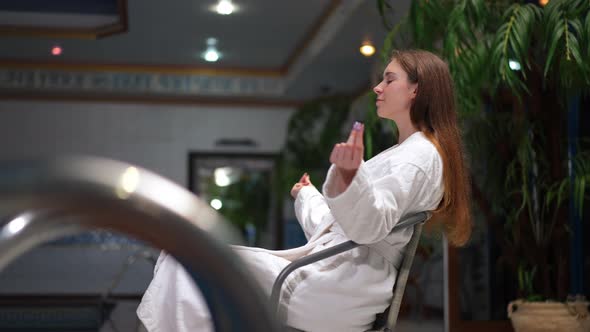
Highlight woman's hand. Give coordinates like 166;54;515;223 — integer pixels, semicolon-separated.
329;122;364;187
291;173;313;199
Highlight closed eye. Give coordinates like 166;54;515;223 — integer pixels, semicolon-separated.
383;73;396;84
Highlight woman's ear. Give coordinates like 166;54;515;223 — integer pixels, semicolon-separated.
410;84;418;99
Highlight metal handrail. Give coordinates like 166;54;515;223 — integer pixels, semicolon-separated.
0;156;280;332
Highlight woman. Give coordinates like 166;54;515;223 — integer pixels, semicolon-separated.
137;49;472;332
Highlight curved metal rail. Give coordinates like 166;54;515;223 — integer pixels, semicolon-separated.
0;156;280;332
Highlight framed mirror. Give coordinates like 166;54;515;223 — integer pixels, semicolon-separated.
188;152;281;249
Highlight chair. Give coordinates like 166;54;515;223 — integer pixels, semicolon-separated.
270;212;430;332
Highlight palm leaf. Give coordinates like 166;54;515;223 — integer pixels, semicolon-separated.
544;23;565;78
568;18;590;84
420;0;448;28
468;0;488;30
576;177;586;216
453;43;491;115
409;0;427;48
490;3;539;96
568;34;587;79
573;151;590;217
564;0;589;18
380;19;406;63
410;0;445;49
543;0;565;76
585;11;590;60
376;0;394;29
542;0;590;84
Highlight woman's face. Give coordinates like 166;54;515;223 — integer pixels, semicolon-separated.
373;59;417;121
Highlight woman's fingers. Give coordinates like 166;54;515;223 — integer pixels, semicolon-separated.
329;143;338;164
290;183;303;198
354;123;364;148
341;143;352;162
329;143;362;170
299;172;308;183
303;173;311;185
330;143;342;164
333;144;342;164
346;128;356;144
327;123;364;184
352;145;363;165
346;121;363;144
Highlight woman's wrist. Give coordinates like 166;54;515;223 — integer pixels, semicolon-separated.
336;167;357;188
336;167;357;186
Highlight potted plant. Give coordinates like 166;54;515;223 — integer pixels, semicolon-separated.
374;0;590;330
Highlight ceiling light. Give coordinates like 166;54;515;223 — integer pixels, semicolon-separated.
51;46;62;56
539;0;549;6
359;41;375;57
216;0;234;15
509;59;521;71
210;198;223;210
204;49;219;62
202;38;221;62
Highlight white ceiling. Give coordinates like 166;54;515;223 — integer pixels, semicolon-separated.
0;0;410;102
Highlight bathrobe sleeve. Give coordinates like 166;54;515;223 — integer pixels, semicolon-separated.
322;161;429;244
294;185;332;240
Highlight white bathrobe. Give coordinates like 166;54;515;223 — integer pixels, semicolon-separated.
137;131;444;332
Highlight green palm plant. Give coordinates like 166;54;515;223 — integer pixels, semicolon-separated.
276;96;353;193
277;94;398;193
374;0;590;308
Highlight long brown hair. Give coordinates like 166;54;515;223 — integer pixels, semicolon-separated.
391;49;472;247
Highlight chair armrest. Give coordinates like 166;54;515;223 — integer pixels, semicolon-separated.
269;240;360;312
270;211;431;315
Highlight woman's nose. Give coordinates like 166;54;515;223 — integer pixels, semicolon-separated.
373;84;382;95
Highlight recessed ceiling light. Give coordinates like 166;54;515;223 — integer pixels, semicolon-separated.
204;50;219;62
359;41;375;57
51;45;62;56
202;38;221;62
215;0;234;15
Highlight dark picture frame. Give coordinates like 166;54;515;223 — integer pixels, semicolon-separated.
188;152;282;249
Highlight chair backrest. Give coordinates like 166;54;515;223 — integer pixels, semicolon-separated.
372;223;423;331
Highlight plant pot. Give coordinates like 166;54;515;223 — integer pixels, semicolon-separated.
508;299;590;332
